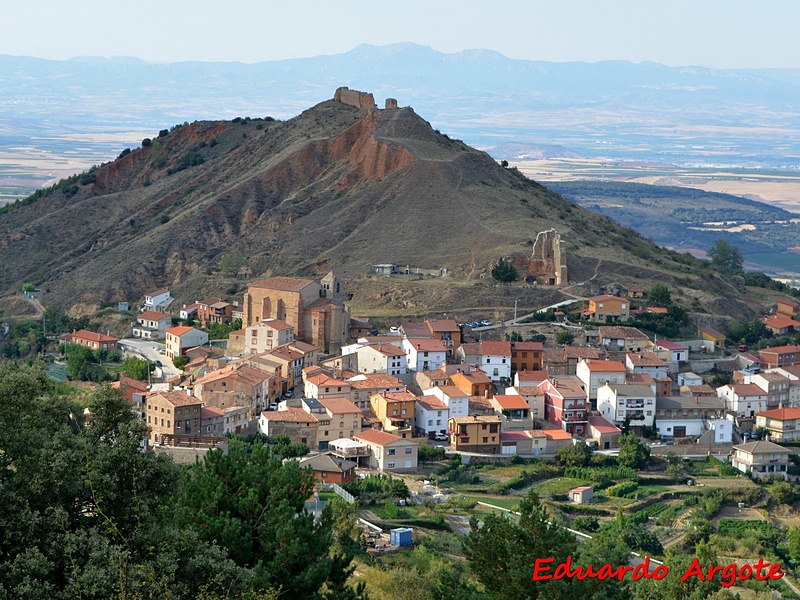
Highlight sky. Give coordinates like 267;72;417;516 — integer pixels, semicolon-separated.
2;0;800;69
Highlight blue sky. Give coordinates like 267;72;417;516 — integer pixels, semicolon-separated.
3;0;799;68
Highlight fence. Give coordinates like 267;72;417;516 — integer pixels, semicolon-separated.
325;482;355;504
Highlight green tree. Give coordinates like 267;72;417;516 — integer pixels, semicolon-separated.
771;481;796;505
464;493;580;599
648;283;671;305
22;282;36;293
119;355;151;381
556;441;593;467
219;253;247;276
555;330;575;345
617;432;650;469
176;440;348;596
0;366;256;598
789;525;800;561
491;258;518;283
173;355;190;370
707;239;744;275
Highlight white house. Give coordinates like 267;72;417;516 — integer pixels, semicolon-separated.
477;340;512;382
165;326;209;359
677;372;703;387
356;343;408;376
415;396;449;435
597;383;656;428
423;385;469;418
143;288;172;312
575;359;627;404
655;340;689;362
625;352;668;379
716;383;768;418
707;415;734;444
403;338;447;371
132;311;172;340
655;394;728;438
245;319;294;354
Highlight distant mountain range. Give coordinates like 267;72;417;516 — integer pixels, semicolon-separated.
2;43;800;166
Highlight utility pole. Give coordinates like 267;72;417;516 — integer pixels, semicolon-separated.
514;299;519;325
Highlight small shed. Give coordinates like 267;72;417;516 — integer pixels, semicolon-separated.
569;486;594;504
390;527;413;547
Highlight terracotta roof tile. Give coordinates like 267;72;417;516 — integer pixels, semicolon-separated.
354;429;410;446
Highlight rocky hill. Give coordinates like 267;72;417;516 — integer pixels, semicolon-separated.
0;89;762;319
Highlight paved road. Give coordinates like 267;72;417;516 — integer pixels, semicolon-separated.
119;339;179;380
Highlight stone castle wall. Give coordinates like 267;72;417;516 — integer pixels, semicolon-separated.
334;87;377;110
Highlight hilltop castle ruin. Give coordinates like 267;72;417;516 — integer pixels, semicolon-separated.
334;87;398;110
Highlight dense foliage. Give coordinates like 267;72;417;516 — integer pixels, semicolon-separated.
0;363;362;599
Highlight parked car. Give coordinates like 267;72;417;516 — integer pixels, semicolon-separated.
433;432;449;441
738;344;749;352
389;326;400;334
268;403;278;411
154;360;163;368
480;320;493;326
283;389;294;399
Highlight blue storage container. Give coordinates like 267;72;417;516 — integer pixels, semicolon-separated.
390;527;413;547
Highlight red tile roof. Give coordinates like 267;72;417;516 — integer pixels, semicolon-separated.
733;383;767;396
542;428;573;440
493;394;530;410
425;318;459;333
265;407;319;423
347;373;404;389
152;390;201;407
70;329;119;343
416;395;449;411
588;415;621;434
626;352;666;367
511;341;544;351
480;340;512;356
257;318;293;331
138;310;171;321
354;429;408;446
319;397;361;414
166;325;195;336
599;326;649;340
580;359;626;372
201;406;224;418
434;385;469;398
757;407;800;420
406;338;447;353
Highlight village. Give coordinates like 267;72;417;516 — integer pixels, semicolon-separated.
49;270;800;482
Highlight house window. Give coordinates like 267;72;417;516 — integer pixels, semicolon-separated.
483;437;488;443
428;419;433;426
387;462;395;469
486;358;491;364
405;447;412;454
388;448;396;456
437;410;442;417
502;358;506;364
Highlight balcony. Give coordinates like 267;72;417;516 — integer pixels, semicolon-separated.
563;413;588;422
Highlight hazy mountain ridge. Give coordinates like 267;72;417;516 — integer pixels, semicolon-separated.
2;43;799;165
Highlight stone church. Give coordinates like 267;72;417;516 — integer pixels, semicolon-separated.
243;271;349;355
